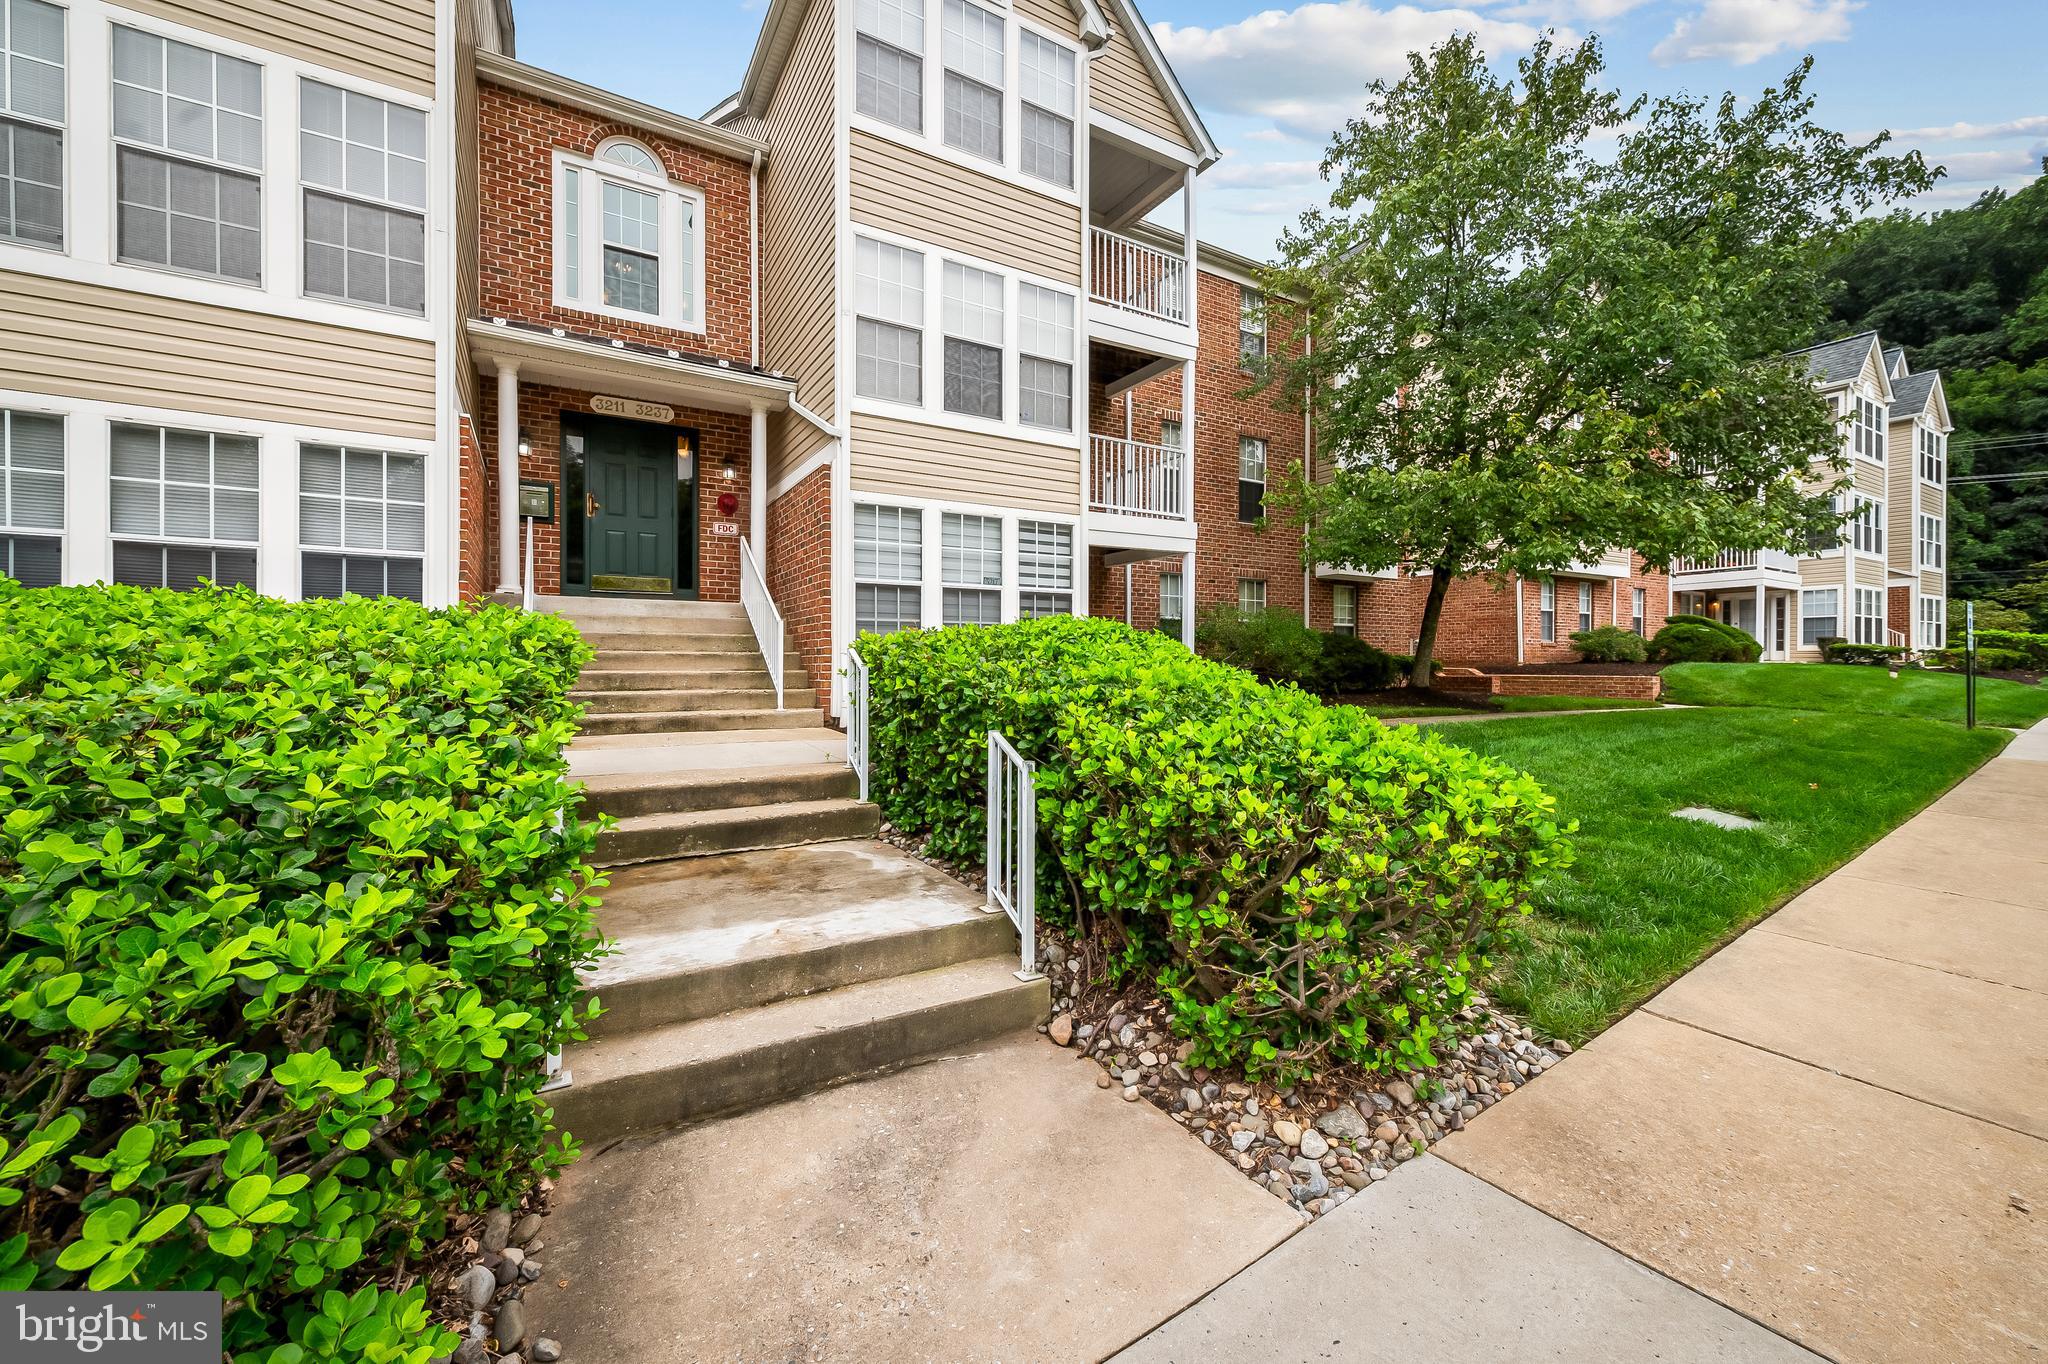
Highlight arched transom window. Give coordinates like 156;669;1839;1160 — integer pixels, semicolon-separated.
553;137;704;329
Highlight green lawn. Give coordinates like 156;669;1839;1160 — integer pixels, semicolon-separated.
1350;701;1472;718
1445;707;2007;1043
1493;693;1662;712
1662;661;2048;728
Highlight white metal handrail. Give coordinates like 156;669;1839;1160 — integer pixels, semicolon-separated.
986;730;1040;981
1090;227;1188;324
1673;548;1800;574
846;646;870;802
1089;435;1186;520
520;515;537;611
738;536;785;711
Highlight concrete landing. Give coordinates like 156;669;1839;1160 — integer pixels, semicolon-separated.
523;1034;1302;1363
1115;1154;1823;1364
569;726;845;778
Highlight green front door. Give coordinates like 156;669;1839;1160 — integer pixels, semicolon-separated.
576;415;696;596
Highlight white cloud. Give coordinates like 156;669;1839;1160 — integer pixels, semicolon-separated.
1650;0;1857;66
1208;157;1328;190
1892;115;2048;142
1924;147;2047;182
1494;0;1654;20
1153;2;1559;140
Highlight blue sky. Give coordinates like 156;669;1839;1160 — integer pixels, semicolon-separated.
514;0;2048;258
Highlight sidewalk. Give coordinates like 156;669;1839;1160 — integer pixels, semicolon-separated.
1120;720;2046;1364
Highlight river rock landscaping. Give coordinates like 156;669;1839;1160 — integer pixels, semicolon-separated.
429;1194;565;1364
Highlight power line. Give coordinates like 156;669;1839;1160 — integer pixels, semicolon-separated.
1948;470;2048;485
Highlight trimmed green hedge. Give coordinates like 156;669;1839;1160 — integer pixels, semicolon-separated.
1569;625;1648;663
1194;605;1405;694
1977;629;2048;668
857;617;1570;1081
0;583;604;1361
1823;641;1909;666
1651;614;1761;663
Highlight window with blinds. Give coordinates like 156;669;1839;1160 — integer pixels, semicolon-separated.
0;0;64;249
855;0;924;133
854;502;922;634
1016;519;1071;618
299;444;425;600
108;422;258;589
941;0;1003;163
301;80;427;314
1018;30;1074;188
112;26;263;283
942;510;1001;624
942;260;1002;419
1158;570;1183;629
855;237;925;404
0;408;62;587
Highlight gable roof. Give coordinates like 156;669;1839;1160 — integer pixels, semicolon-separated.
1884;345;1907;378
1788;330;1886;391
1100;0;1220;165
1890;369;1937;413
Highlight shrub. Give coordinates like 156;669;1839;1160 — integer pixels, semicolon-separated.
1193;605;1324;688
0;584;604;1360
1316;632;1406;693
856;617;1570;1082
1569;625;1648;663
1649;621;1746;662
1656;613;1762;662
1977;629;2048;668
1932;646;2030;672
1822;641;1910;666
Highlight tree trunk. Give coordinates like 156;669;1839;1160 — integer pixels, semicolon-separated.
1410;566;1457;689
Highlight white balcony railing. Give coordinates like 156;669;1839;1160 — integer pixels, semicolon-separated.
1090;227;1188;325
1089;435;1186;520
1673;548;1801;575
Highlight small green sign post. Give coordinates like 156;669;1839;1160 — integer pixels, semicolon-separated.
1965;600;1977;731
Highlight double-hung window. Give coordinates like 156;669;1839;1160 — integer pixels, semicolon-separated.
1237;578;1266;612
942;260;1002;419
942;0;1003;163
1919;513;1943;570
855;237;925;404
854;502;922;634
1538;579;1556;642
1018;30;1074;188
1852;586;1885;645
1018;283;1074;430
1800;588;1838;646
108;422;258;589
301;80;427;314
1851;494;1884;555
1919;426;1944;485
1237;436;1266;522
942;510;1001;624
1331;583;1357;637
1017;519;1072;618
1919;595;1944;650
1158;569;1183;628
1576;581;1593;634
1239;286;1266;368
1631;586;1646;637
112;27;262;283
0;408;61;587
855;0;924;133
0;0;63;249
299;444;425;599
1850;395;1885;463
556;140;699;326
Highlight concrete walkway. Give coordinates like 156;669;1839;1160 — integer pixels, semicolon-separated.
1432;719;2048;1363
1123;721;2047;1364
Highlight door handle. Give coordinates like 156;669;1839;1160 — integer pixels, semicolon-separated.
586;493;601;518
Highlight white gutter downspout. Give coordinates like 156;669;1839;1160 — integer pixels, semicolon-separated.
749;148;762;368
1514;573;1526;665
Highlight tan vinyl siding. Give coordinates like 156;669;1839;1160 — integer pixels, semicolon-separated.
850;129;1082;284
1087;23;1190;151
1851;456;1888;499
759;0;839;476
0;272;435;440
117;0;435;98
1013;0;1080;39
1886;423;1914;577
1920;568;1944;598
849;412;1079;514
1799;555;1845;590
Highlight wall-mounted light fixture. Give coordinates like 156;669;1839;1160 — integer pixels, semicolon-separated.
517;430;533;458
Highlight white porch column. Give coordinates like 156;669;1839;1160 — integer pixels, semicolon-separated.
1754;583;1766;650
1180;550;1195;649
494;363;520;595
1179;358;1195;522
1182;165;1198;324
750;402;769;572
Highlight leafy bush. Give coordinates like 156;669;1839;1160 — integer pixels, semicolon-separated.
856;616;1570;1082
1569;625;1649;663
0;584;604;1360
1822;641;1910;666
1316;632;1406;693
1194;605;1325;687
1655;613;1762;662
1649;622;1747;662
1977;629;2048;668
1932;646;2030;672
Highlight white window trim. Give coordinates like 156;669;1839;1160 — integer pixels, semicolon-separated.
1799;587;1839;647
0;0;435;341
1918;512;1944;571
0;0;67;255
847;224;1080;448
1538;578;1556;643
844;2;1084;211
0;383;438;601
297;77;429;317
1917;593;1945;650
850;491;1076;628
1918;423;1946;487
551;142;705;333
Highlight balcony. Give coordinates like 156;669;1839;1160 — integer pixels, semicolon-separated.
1086;434;1194;555
1086;225;1197;366
1672;548;1802;588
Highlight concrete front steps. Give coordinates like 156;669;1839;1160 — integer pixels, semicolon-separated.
542;595;1045;1147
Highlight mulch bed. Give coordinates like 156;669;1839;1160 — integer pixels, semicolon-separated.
1477;661;1668;676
